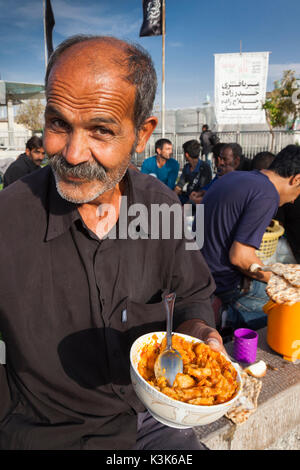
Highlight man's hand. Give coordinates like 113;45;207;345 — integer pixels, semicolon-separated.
174;185;182;195
176;319;227;355
229;241;271;283
189;190;205;205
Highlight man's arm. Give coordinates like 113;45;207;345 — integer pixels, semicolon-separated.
229;240;271;283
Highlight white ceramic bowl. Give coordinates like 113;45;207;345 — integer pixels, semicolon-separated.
130;331;242;429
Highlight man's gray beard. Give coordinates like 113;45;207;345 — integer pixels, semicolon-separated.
49;153;131;204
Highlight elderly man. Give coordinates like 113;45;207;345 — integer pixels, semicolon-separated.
3;136;45;187
0;35;222;451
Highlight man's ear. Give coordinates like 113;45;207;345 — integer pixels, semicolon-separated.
290;174;300;187
25;148;30;157
135;116;158;153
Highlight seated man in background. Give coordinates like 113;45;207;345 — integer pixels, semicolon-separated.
141;138;179;189
217;143;242;176
174;139;212;206
3;136;45;187
189;142;239;205
251;151;275;170
200;145;300;332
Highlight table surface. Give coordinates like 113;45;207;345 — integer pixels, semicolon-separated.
194;327;300;443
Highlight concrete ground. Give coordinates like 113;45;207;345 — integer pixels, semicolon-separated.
266;424;300;450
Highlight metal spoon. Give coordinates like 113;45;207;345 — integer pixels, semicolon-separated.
154;292;183;387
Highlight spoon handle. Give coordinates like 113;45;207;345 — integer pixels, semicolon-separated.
164;292;176;350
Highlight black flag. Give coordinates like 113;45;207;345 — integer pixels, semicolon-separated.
45;0;55;60
139;0;162;37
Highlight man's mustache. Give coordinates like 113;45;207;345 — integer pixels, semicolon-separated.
49;154;107;182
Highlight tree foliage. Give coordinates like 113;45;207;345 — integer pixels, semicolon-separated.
262;70;300;150
263;70;300;130
16;99;45;132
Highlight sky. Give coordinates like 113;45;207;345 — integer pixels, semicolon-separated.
0;0;300;109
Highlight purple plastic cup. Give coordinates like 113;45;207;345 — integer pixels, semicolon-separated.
233;328;258;363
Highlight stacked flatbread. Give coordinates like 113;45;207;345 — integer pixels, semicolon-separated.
266;263;300;305
225;369;262;425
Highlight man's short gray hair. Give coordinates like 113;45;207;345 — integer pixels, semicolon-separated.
45;35;157;131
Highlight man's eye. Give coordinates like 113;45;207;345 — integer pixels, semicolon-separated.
94;126;114;136
51;119;69;130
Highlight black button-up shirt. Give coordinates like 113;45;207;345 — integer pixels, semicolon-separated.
0;166;215;450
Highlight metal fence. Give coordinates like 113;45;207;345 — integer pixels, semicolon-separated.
132;130;300;169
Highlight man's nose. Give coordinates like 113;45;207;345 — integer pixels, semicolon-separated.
62;130;91;166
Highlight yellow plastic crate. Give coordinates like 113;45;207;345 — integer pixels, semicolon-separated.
256;219;285;262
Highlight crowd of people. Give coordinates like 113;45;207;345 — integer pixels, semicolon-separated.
0;34;299;451
140;134;300;333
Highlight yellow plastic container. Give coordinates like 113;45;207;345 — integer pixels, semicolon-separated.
263;300;300;362
256;219;285;262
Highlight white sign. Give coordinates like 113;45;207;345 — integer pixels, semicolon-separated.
214;52;270;125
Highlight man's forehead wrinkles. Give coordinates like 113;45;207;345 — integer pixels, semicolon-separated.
47;96;127;114
48;88;129;105
48;77;132;102
47;87;130;116
46;97;129;124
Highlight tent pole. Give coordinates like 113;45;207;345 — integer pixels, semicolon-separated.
161;0;166;138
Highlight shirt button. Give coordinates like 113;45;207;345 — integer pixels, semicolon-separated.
119;387;125;395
